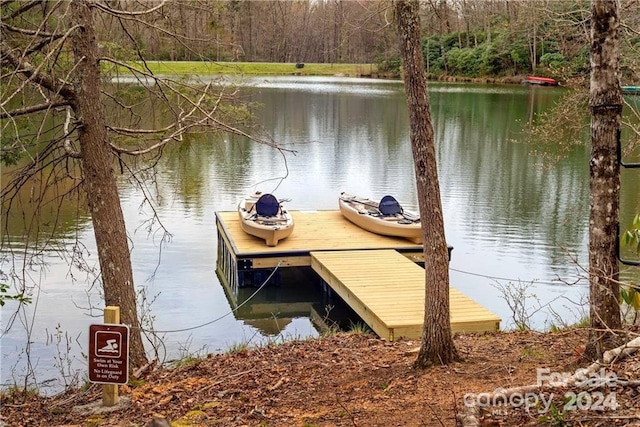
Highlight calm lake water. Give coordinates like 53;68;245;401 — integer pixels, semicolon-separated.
2;76;639;393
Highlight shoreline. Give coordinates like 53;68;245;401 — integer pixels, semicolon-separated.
107;60;546;86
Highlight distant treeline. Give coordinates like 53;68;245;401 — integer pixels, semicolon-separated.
96;0;639;83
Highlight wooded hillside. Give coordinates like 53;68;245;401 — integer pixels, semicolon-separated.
95;0;640;83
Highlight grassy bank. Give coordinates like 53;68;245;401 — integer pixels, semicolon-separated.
114;61;380;77
109;61;532;85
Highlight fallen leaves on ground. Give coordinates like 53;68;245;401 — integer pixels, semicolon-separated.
2;328;639;426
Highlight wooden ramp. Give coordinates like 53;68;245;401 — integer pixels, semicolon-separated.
311;249;501;340
215;209;500;339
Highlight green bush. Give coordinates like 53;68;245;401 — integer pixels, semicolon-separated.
480;43;502;76
445;47;482;77
568;45;590;78
509;46;530;74
540;52;567;69
422;37;443;72
375;56;401;75
440;32;462;50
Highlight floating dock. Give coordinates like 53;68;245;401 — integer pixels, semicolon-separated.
216;210;500;339
216;210;425;293
311;249;500;340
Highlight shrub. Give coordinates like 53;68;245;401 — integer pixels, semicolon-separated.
540;52;567;69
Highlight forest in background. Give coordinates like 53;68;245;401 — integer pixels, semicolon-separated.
95;0;640;84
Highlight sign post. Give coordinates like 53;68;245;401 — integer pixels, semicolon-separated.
88;306;129;406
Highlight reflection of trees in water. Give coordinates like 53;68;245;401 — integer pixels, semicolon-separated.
1;94;92;245
1;161;91;247
431;86;590;273
222;266;365;338
243;318;293;336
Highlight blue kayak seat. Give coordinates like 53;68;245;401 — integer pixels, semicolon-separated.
256;193;280;217
379;195;402;216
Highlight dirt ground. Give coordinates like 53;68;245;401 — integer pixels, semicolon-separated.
1;328;639;427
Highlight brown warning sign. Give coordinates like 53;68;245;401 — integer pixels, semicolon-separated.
88;323;129;384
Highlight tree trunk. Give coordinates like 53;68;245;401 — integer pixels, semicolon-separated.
395;0;458;368
70;1;147;369
584;0;622;361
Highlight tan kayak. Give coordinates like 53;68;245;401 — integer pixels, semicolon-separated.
238;192;294;247
338;192;422;244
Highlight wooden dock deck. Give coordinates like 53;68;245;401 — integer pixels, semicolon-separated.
216;210;424;262
216;210;501;339
216;210;425;293
311;250;501;340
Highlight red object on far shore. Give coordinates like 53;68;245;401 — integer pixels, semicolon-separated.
525;76;558;86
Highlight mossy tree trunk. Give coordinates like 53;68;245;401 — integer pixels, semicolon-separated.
395;0;458;368
69;1;147;369
584;0;623;361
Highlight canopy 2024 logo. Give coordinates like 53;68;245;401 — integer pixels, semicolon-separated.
463;368;618;414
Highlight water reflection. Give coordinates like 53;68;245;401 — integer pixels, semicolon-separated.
2;77;639;394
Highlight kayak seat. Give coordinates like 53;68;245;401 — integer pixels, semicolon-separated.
379;195;402;216
256;193;280;217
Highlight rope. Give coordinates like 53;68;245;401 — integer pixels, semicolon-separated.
144;261;282;334
448;267;584;286
142;262;581;335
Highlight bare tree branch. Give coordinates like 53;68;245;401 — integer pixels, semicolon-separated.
0;22;62;38
102;56;294;152
0;100;69;119
112;10;213;63
63;107;81;158
107;124;175;136
0;39;77;102
620;23;640;36
1;0;41;21
93;1;167;17
109;82;215;155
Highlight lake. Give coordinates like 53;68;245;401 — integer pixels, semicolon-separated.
1;76;638;393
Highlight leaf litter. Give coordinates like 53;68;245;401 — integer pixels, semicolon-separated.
1;328;639;426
